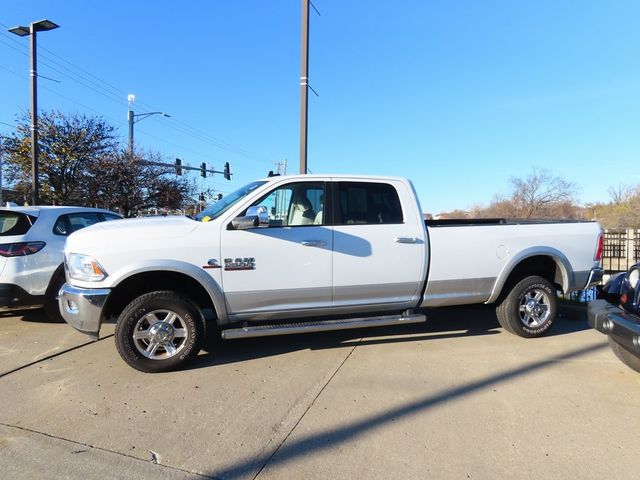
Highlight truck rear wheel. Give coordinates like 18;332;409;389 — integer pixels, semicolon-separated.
608;337;640;373
115;291;203;373
496;275;557;338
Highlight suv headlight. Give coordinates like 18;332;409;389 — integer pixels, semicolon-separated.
66;253;108;282
629;269;640;290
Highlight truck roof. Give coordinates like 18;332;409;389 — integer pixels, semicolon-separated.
257;173;411;183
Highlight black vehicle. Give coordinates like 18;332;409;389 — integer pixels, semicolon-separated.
589;265;640;373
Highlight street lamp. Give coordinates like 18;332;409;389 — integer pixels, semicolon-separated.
127;94;170;156
8;19;59;206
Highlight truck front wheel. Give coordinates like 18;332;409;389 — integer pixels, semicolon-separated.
496;276;557;338
115;291;203;373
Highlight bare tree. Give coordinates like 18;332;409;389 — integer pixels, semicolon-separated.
607;183;637;205
483;168;578;219
86;150;196;217
508;168;577;218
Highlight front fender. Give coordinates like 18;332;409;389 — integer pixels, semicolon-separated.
106;260;229;323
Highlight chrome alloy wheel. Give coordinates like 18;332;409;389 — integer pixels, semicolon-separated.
518;289;551;328
133;309;189;360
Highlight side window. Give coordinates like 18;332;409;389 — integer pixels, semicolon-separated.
101;213;121;222
336;182;403;225
251;182;325;227
54;213;104;236
0;212;36;236
53;217;68;235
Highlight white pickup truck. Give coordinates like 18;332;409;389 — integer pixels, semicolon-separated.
59;175;603;372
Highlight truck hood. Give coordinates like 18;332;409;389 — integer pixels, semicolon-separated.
66;216;201;252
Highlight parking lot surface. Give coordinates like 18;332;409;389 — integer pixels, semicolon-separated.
1;305;639;479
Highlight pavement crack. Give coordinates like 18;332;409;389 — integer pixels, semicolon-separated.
0;334;114;379
252;338;362;480
0;422;220;479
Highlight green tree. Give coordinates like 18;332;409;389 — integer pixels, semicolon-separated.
2;111;118;205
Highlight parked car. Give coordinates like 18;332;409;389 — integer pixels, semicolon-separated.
0;206;121;320
589;265;640;373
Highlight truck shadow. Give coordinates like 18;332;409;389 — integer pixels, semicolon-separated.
191;303;589;370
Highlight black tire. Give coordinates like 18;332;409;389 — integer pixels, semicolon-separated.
496;275;557;338
115;291;203;373
43;267;66;323
608;337;640;373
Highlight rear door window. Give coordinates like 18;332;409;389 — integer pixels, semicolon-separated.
336;182;404;225
54;212;106;236
0;212;37;236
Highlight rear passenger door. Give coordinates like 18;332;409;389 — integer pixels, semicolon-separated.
331;180;425;311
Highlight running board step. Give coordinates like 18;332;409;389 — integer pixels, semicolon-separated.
221;313;426;340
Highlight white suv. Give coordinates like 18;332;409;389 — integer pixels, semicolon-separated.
0;206;121;320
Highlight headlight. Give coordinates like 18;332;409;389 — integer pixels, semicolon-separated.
628;269;640;289
66;253;108;282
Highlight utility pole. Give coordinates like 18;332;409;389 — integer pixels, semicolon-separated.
299;0;309;174
128;95;135;156
275;158;288;176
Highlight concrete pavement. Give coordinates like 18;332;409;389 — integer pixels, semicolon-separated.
1;305;639;479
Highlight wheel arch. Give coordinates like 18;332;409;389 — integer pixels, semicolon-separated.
487;247;572;304
45;263;66;295
103;263;227;326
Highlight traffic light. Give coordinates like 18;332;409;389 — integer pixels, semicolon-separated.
199;192;205;202
223;162;231;180
200;162;207;178
175;158;182;175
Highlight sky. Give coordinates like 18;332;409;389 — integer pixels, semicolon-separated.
1;1;639;214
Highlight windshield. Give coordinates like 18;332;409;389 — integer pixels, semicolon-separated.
195;181;267;222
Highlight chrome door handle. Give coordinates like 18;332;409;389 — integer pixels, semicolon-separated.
301;240;326;247
395;237;418;244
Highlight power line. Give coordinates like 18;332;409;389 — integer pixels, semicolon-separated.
0;63;26;79
0;23;274;166
1;31;270;163
0;37;29;57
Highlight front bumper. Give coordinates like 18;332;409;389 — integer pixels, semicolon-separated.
58;283;111;340
588;299;640;354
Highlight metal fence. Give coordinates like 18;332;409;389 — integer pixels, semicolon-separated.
603;229;640;274
564;229;637;303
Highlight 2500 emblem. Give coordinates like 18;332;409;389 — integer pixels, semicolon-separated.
224;257;256;271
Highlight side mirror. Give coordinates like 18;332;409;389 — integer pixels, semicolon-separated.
230;205;269;230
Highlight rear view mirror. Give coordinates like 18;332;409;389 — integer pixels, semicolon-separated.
230;205;269;230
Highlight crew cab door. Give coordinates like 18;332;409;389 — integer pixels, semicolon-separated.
220;180;332;319
331;180;426;311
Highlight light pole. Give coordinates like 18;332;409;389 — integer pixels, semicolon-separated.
127;94;170;157
8;19;59;206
